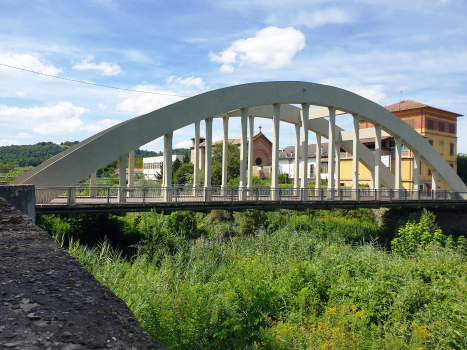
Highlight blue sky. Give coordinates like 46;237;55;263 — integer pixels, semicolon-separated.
1;0;466;153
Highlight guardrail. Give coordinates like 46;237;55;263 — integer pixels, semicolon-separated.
34;186;467;208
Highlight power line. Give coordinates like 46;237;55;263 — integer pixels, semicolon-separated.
0;63;190;97
0;62;304;100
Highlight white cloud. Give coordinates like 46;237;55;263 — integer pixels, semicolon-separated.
0;139;18;146
0;102;117;135
0;53;62;75
17;132;31;137
116;85;184;115
16;92;26;97
342;85;387;102
72;58;122;76
175;140;193;148
98;103;107;109
167;76;205;89
291;8;354;29
209;26;306;72
84;118;120;133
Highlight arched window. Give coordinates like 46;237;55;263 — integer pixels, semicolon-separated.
255;157;262;166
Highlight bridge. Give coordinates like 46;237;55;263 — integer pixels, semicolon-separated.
10;81;467;214
34;186;467;215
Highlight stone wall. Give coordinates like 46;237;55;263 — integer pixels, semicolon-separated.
0;196;165;349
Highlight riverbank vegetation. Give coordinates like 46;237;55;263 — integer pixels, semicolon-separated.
37;208;467;350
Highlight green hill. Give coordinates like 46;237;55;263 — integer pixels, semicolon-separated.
0;142;189;174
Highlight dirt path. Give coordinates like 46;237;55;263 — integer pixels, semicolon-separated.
0;196;165;349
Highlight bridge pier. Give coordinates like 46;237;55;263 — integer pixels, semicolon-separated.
301;103;309;197
118;155;127;203
328;106;336;199
352;114;360;200
90;172;97;198
271;103;281;200
204;117;213;201
293;123;300;196
128;150;135;198
221;115;229;196
315;131;321;196
239;108;248;200
375;123;382;199
394;136;402;199
163;133;173;202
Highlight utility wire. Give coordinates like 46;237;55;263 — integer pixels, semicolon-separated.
0;63;190;97
0;62;304;100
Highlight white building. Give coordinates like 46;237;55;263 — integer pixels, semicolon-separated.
143;155;184;180
278;143;330;183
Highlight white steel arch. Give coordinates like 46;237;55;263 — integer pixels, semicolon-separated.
12;81;467;191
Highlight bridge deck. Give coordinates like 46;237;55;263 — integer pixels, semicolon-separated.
34;186;467;214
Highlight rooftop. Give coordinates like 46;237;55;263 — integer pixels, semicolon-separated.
385;99;463;117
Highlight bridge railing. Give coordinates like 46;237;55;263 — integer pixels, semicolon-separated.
34;186;467;207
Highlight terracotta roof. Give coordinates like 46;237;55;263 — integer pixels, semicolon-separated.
198;132;271;147
115;168;143;173
359;136;392;144
385;100;463;116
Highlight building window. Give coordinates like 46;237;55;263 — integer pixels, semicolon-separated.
309;164;314;178
450;142;455;156
450;162;455;170
427;119;435;130
255;157;262;166
428;139;434;146
428;169;432;176
321;164;328;174
439;140;444;155
449;124;456;134
439;122;445;132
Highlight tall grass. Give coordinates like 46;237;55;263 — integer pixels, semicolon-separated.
68;228;467;350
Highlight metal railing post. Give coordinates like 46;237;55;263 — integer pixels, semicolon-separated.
340;188;343;203
301;188;304;203
374;188;377;201
445;190;447;202
231;188;234;204
142;186;146;206
279;188;282;204
175;187;178;205
418;189;420;201
390;189;393;202
405;189;407;202
321;188;324;204
107;187;110;207
256;188;259;204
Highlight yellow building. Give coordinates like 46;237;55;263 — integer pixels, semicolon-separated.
340;100;462;190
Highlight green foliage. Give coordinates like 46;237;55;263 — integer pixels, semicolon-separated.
391;209;467;256
68;226;467;350
0;142;67;167
40;208;467;350
182;151;190;164
211;142;240;185
166;211;203;239
60;141;79;146
173;162;194;185
278;173;292;184
233;209;267;235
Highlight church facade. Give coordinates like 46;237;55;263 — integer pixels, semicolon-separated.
190;127;273;171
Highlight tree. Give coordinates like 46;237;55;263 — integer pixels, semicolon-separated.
173;162;194;185
211;142;240;185
182;151;190;164
457;153;467;185
172;158;182;174
156;162;163;181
